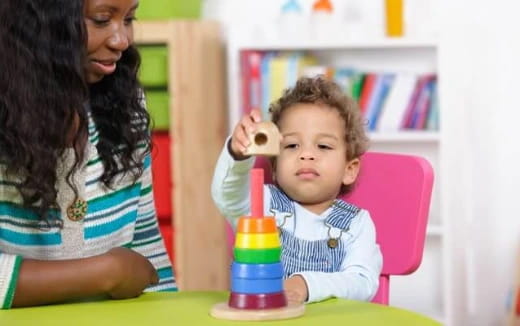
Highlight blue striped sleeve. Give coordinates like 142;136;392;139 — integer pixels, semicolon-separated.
131;154;177;292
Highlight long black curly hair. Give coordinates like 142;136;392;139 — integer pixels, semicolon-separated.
0;0;150;223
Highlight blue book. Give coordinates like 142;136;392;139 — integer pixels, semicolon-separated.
425;80;439;130
366;74;394;131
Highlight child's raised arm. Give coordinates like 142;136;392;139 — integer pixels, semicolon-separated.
211;109;263;225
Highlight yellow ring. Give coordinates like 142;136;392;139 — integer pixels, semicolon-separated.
234;232;280;249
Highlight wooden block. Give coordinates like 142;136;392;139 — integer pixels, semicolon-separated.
211;301;304;321
244;121;281;156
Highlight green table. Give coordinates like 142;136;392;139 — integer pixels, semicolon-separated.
0;292;441;325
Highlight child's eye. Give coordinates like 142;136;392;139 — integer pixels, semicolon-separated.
318;144;332;150
284;144;298;149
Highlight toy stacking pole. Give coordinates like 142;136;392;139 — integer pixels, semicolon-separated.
250;169;263;218
210;169;305;321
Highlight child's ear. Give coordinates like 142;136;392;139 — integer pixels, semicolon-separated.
342;158;360;186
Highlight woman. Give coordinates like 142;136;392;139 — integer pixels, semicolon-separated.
0;0;176;309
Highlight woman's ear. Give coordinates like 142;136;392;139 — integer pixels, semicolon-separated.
342;158;360;186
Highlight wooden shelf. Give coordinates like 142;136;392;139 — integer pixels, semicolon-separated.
135;20;229;291
135;21;177;44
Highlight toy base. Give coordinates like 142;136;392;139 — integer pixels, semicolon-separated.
210;302;305;321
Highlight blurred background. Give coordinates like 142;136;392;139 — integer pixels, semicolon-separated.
136;1;520;325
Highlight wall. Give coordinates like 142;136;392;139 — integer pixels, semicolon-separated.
440;0;520;324
202;0;437;39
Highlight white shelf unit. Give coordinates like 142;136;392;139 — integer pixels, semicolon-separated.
227;37;447;324
233;38;438;51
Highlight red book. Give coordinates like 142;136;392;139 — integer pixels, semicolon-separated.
240;51;252;114
358;73;377;116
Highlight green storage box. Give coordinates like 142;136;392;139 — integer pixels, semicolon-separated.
137;0;202;20
139;46;168;87
145;91;170;130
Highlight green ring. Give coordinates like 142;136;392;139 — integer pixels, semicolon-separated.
233;247;281;264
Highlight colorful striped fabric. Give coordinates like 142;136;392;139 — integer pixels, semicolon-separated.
0;114;177;309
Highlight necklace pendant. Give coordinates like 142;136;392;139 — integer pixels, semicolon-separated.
67;198;88;221
327;238;338;249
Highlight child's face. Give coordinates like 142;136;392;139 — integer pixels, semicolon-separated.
84;0;138;84
274;103;360;211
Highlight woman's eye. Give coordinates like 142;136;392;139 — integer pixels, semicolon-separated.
91;17;110;26
124;16;137;25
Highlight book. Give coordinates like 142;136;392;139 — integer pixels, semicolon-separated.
240;51;252;115
260;52;275;115
425;80;439;130
365;73;394;131
358;73;377;116
350;73;365;102
378;73;418;132
401;74;434;129
414;78;436;129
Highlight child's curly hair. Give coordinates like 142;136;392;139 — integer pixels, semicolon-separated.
268;76;369;194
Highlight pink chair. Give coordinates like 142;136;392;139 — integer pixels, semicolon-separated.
224;152;434;305
341;152;434;305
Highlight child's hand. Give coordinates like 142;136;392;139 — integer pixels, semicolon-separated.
104;247;159;299
229;109;262;160
284;275;309;304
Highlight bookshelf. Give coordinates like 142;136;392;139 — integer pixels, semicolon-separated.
226;35;447;324
134;21;229;291
232;38;437;51
369;131;439;143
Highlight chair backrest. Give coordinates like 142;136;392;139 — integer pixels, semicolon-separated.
224;152;434;305
341;152;434;304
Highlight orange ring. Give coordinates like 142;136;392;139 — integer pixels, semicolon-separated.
237;217;277;233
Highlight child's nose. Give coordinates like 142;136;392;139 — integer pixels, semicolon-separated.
299;149;315;160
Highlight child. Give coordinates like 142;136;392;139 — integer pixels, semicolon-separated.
212;76;382;304
0;0;176;308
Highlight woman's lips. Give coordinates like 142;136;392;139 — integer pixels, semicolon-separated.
90;60;117;75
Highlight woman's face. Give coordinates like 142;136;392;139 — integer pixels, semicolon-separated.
84;0;138;84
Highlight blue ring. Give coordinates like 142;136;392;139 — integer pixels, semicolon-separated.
231;277;283;294
231;262;284;279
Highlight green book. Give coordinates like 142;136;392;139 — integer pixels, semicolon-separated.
350;73;365;102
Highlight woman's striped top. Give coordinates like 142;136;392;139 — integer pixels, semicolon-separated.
0;114;177;309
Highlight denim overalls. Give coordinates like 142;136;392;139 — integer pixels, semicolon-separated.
267;185;361;278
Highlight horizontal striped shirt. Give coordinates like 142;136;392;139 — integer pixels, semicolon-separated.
0;114;177;308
